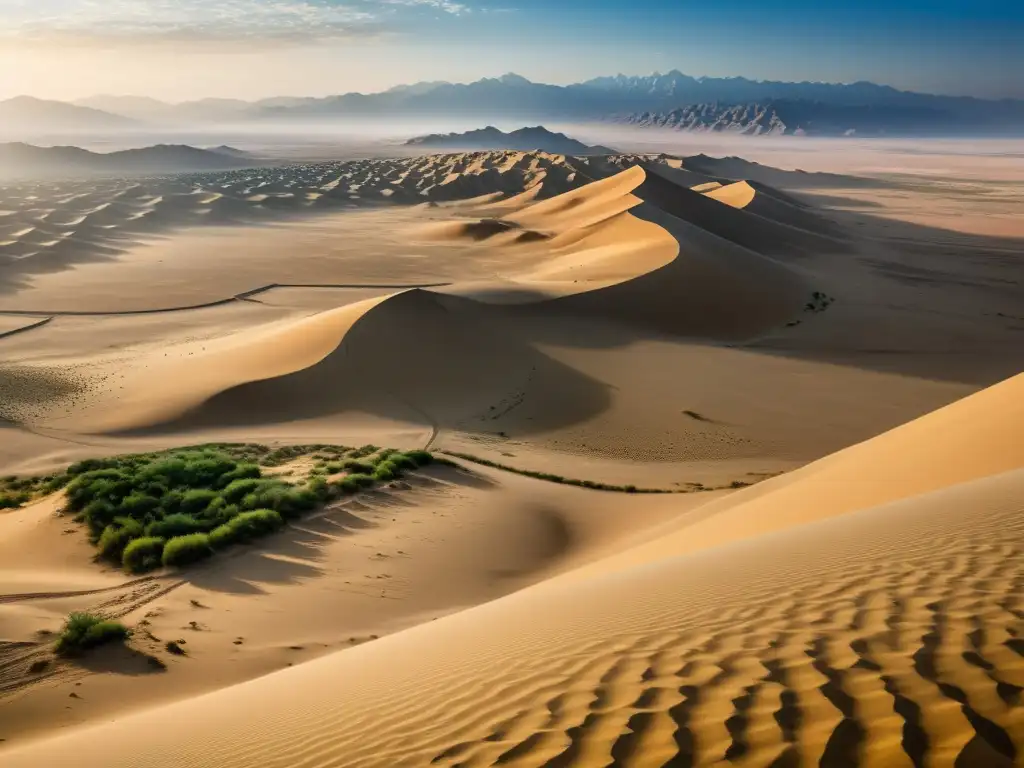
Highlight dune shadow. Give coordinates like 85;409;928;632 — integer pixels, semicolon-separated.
181;523;330;596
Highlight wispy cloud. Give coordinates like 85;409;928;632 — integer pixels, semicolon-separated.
0;0;473;47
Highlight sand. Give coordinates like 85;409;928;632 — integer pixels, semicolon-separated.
1;142;1022;764
3;377;1022;766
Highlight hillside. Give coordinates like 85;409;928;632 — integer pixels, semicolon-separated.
0;142;258;179
405;126;615;154
0;96;136;136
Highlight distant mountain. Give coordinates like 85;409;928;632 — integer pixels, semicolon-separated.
405;126;615;155
76;95;172;120
0;97;136;135
75;95;253;123
242;72;1024;133
0;142;258;179
204;145;257;159
49;70;1024;137
619;100;957;137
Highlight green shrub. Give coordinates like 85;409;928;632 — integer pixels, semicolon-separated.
215;463;261;488
78;498;118;536
179;488;218;515
145;513;206;539
404;450;434;467
387;452;418;470
162;533;214;567
307;476;331;501
0;491;29;509
372;448;397;464
209;509;284;549
118;492;160;518
97;518;145;561
55;612;131;656
66;470;126;507
373;461;400;482
221;477;281;504
342;459;374;474
122;537;165;573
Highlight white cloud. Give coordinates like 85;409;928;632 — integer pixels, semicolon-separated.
0;0;472;46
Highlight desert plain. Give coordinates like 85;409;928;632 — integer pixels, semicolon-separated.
0;137;1023;767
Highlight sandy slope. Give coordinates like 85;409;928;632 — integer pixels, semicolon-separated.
5;375;1021;767
0;464;712;746
0;164;810;439
1;147;1021;760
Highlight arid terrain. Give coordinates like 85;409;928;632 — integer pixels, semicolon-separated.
1;142;1022;766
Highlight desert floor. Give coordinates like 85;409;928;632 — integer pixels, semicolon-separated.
1;141;1022;766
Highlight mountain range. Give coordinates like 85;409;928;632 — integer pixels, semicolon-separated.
405;126;615;155
3;71;1024;137
0;143;257;179
620;100;964;137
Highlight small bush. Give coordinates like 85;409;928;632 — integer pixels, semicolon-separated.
162;533;214;567
97;518;145;561
404;450;434;467
179;488;219;515
0;491;29;509
145;513;207;539
209;509;284;549
348;444;379;459
372;448;397;464
307;476;332;501
348;473;376;489
213;463;261;488
55;612;131;656
373;461;401;482
79;498;118;536
221;477;269;504
122;537;165;573
342;459;374;474
387;452;418;471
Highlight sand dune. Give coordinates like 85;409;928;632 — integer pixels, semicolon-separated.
19;165;817;437
430;164;811;338
102;289;609;437
2;147;1022;763
703;180;842;238
5;374;1021;767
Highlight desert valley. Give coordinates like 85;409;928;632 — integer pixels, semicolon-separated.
0;49;1022;764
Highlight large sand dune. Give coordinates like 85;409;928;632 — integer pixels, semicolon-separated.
1;146;1022;761
4;375;1021;767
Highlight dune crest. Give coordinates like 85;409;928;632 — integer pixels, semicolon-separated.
58;165;819;437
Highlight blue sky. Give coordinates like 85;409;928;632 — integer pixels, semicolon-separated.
0;0;1019;100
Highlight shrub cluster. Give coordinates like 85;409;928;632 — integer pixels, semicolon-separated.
54;445;437;573
55;612;131;656
0;471;69;509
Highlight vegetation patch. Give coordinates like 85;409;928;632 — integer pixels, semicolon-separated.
440;452;676;493
2;443;440;573
55;612;131;656
439;452;763;495
0;471;70;509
